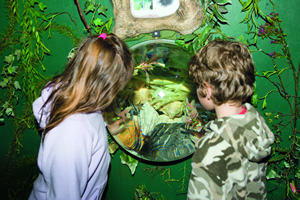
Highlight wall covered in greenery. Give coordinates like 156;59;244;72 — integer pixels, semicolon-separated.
0;0;299;199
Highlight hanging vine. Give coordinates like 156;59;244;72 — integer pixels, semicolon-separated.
1;0;85;198
235;0;300;199
175;0;233;54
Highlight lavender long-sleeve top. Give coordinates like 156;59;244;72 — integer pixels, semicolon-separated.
29;85;111;200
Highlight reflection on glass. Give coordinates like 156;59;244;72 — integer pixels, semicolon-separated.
104;40;215;162
130;0;180;18
133;0;153;10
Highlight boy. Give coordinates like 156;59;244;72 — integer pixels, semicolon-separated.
187;40;274;200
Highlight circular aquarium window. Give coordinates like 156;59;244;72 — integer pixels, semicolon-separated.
104;39;214;162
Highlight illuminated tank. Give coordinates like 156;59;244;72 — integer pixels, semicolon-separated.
104;39;215;162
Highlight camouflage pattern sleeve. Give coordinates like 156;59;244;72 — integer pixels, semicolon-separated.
187;103;274;200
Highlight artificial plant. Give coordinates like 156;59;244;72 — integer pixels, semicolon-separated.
239;1;299;199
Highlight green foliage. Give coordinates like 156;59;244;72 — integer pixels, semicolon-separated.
0;0;82;198
84;0;113;34
134;184;166;200
0;51;21;122
176;0;299;198
0;0;49;155
175;0;233;54
45;14;81;46
238;1;300;198
120;151;139;175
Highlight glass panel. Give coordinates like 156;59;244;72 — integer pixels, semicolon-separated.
104;39;214;162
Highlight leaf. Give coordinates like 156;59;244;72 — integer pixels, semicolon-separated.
266;169;281;180
41;14;48;21
105;17;113;31
97;5;107;16
175;40;184;46
183;34;195;42
209;13;214;21
5;108;14;117
277;67;290;76
120;151;138;175
32;10;40;19
264;112;272;118
7;65;16;74
296;169;300;179
85;4;95;14
14;50;21;61
241;0;252;11
4;55;14;63
211;5;228;23
200;26;212;46
108;141;119;154
29;0;38;6
38;2;47;11
2;102;8;109
192;39;200;54
14;81;21;90
251;93;258;107
213;0;231;5
20;35;28;44
240;6;252;23
2;78;9;84
263;71;269;76
283;161;290;168
238;35;245;42
0;81;7;88
254;1;259;15
262;99;267;109
93;18;104;26
217;5;228;14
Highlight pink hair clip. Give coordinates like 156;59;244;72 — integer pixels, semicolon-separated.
99;33;107;40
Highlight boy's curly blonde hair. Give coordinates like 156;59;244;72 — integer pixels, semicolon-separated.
188;39;255;106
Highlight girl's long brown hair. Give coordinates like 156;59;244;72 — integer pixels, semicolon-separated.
41;34;134;141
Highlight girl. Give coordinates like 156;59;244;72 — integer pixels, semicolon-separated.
29;33;134;200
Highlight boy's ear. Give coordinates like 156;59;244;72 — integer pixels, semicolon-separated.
203;82;212;99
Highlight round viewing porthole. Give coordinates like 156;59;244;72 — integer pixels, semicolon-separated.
104;39;214;162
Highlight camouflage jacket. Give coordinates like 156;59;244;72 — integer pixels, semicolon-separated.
187;103;274;200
